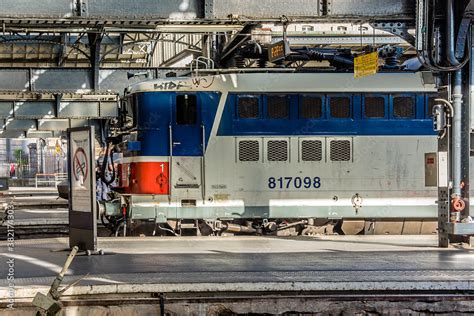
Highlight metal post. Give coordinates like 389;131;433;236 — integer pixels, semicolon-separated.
447;0;463;199
438;88;451;247
452;70;463;198
438;1;472;246
87;33;102;91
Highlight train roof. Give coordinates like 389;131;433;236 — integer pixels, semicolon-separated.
125;71;437;95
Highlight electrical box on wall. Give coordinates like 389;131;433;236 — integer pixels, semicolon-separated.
425;152;437;187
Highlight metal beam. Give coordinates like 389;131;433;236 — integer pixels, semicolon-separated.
271;35;408;46
0;68;156;94
327;0;414;17
0;0;415;32
206;0;414;21
205;0;322;19
0;130;25;138
0;118;92;138
0;0;201;19
37;118;89;131
3;119;36;130
26;130;62;138
13;101;55;119
0;100;117;119
0;0;75;17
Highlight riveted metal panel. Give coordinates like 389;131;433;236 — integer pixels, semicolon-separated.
272;35;406;45
0;102;13;118
27;130;55;138
58;101;99;118
99;69;153;94
38;119;69;131
0;70;29;91
100;102;119;117
328;0;414;16
207;0;320;19
0;0;74;17
37;119;90;132
0;130;25;138
14;101;55;119
4;119;36;130
85;0;201;19
32;69;92;91
70;119;90;128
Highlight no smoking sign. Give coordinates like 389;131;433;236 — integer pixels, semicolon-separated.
73;147;88;182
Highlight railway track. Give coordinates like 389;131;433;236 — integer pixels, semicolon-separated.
0;222;113;239
4;291;474;315
0;222;69;239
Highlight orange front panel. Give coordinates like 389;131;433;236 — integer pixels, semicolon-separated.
118;161;169;195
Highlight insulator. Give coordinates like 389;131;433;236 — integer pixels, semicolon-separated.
384;56;399;68
234;55;245;68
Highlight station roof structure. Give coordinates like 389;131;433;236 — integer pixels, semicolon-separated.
0;0;456;138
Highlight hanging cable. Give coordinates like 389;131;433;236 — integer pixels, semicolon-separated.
100;142;116;185
416;0;470;72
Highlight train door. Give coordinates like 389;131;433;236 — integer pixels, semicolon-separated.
170;93;203;198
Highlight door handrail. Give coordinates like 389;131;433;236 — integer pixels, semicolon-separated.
168;122;173;202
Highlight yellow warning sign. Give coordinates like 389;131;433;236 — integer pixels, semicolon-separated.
55;140;61;155
354;51;378;79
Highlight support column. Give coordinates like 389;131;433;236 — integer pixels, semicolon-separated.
464;25;474;220
87;33;102;91
437;5;471;247
438;121;450;247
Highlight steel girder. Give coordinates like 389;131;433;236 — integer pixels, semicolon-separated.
0;0;415;32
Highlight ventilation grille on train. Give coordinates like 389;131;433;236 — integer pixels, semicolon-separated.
365;97;385;118
267;140;288;161
330;140;351;161
393;96;414;118
267;96;289;119
330;97;350;118
238;140;260;161
301;140;322;161
238;97;259;119
300;97;322;119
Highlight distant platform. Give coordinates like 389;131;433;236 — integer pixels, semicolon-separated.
2;186;59;195
1;235;473;314
6;186;58;192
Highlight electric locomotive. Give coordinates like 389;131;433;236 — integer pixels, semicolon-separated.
102;71;443;236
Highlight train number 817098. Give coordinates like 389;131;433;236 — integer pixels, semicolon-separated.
268;176;321;189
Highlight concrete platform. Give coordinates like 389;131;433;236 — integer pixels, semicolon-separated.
1;186;59;196
1;235;474;314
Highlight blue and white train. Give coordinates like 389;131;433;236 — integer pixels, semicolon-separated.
106;71;443;235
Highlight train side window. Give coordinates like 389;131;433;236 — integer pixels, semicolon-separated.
267;95;289;119
176;94;197;125
122;94;137;128
364;97;385;118
330;97;351;118
393;96;414;118
238;96;260;119
300;96;323;119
